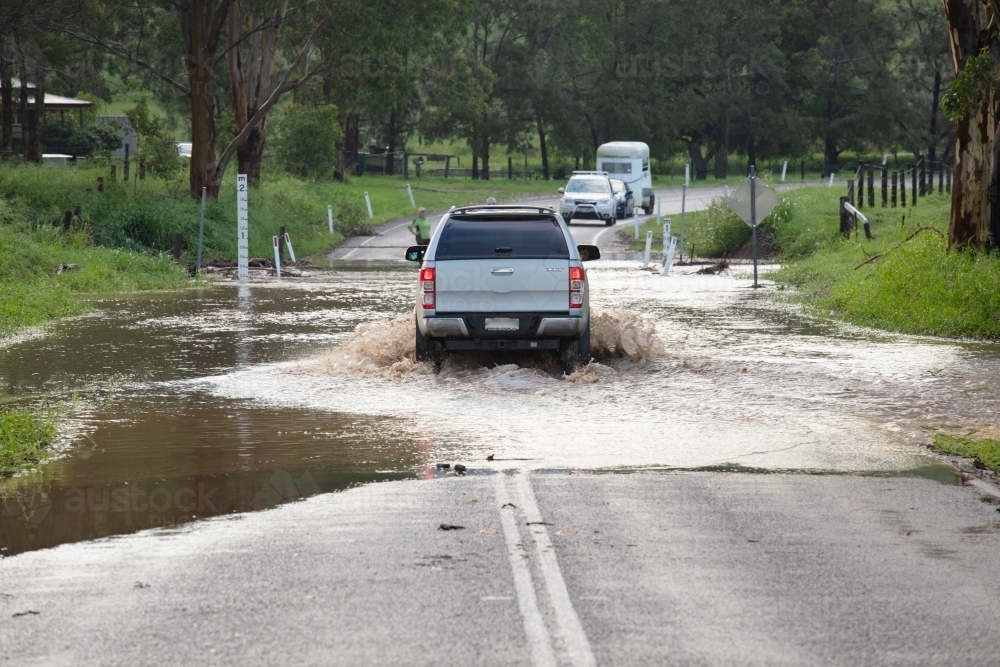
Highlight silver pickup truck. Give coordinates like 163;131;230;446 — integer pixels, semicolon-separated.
405;206;601;371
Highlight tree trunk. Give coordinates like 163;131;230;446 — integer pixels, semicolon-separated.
943;0;998;249
929;69;942;162
687;139;707;180
824;131;839;177
387;106;397;176
471;126;479;179
181;0;227;198
481;131;490;181
1;68;12;155
537;116;549;180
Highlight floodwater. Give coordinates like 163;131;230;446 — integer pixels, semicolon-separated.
2;262;998;556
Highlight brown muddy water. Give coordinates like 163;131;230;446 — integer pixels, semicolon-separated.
1;262;998;556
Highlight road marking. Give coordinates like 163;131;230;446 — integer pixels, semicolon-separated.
340;215;445;260
513;471;597;667
494;472;558;667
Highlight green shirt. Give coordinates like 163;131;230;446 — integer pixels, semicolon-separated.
411;217;430;239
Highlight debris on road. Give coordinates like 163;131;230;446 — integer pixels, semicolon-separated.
454;464;467;475
436;463;451;470
12;610;39;617
486;454;494;461
696;260;730;275
480;528;498;535
438;524;465;531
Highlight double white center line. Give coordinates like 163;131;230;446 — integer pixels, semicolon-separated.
495;471;597;667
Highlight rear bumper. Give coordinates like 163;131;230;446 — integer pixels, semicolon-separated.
421;313;586;339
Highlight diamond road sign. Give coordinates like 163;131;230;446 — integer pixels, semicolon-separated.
725;177;780;227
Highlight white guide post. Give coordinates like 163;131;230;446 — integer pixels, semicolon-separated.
633;208;639;240
661;237;678;276
284;233;296;264
406;183;416;208
684;164;690;187
781;161;788;182
272;236;282;278
828;173;836;187
364;191;374;219
327;204;334;233
642;231;653;268
237;174;249;283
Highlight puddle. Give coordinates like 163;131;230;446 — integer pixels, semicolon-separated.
1;262;999;555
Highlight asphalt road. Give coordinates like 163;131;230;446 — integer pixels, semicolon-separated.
328;185;734;261
3;471;999;665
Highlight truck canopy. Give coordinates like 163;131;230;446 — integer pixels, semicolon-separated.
596;142;650;159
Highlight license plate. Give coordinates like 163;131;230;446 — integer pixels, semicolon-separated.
485;318;519;331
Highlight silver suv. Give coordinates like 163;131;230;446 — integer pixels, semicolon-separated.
405;206;601;370
558;172;616;225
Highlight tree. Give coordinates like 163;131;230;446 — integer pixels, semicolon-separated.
941;0;1000;249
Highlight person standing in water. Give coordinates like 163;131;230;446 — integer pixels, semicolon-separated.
408;207;431;245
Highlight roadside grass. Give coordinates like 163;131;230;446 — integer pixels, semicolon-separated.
931;434;1000;473
0;196;191;335
0;407;56;477
0;164;558;262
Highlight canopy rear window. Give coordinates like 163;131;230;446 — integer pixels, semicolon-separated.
436;219;569;260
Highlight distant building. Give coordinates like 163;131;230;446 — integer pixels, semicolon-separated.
5;79;94;154
96;116;138;161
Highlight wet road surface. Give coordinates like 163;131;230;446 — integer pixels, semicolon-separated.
2;186;1000;664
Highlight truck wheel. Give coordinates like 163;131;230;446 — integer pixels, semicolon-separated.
415;320;444;369
559;323;591;372
605;215;615;226
644;195;655;215
565;216;572;225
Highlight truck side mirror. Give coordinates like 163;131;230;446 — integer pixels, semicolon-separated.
404;246;426;262
577;245;601;261
557;188;565;194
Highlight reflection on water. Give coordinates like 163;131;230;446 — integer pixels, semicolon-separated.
1;262;999;556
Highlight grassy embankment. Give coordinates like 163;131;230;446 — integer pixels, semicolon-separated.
631;184;1000;340
930;434;1000;474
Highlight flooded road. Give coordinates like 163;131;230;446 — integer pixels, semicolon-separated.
2;261;999;557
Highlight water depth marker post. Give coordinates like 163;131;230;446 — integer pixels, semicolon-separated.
237;175;249;283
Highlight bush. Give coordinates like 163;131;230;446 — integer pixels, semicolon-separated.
336;200;370;237
273;104;341;178
0;407;56;476
125;98;181;178
66;124;122;158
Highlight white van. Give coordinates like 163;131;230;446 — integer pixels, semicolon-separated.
596;142;654;214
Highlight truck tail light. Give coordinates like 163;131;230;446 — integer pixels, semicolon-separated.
420;267;435;309
569;266;584;308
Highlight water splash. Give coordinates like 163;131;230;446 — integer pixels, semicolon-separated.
314;309;666;379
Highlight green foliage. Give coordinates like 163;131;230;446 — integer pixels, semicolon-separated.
931;434;1000;473
0;408;56;477
773;187;1000;340
272;104;341;179
67;124;122;157
125;98;181;177
335;201;371;237
942;48;997;122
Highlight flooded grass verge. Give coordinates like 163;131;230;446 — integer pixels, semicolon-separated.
0;407;56;477
773;188;1000;340
931;434;1000;473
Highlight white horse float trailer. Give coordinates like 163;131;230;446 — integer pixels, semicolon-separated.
596;142;654;214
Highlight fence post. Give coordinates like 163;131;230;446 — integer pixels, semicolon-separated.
278;225;286;264
867;163;875;208
403;153;408;178
857;162;864;209
840;197;851;237
946;166;952;194
173;233;184;261
62;211;72;230
444;157;451;179
891;172;897;208
881;166;888;207
801;161;805;181
919;156;926;195
912;165;918;206
900;167;906;207
508;156;512;179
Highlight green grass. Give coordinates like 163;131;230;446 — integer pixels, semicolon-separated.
0;407;56;477
0;194;192;334
931;434;1000;473
773;188;1000;339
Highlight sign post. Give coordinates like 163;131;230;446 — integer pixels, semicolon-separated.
237;175;249;283
724;167;779;290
